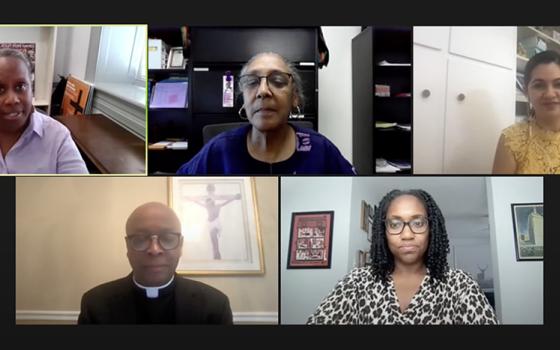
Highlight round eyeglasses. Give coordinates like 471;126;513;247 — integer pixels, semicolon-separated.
385;217;429;235
125;233;182;252
239;71;293;92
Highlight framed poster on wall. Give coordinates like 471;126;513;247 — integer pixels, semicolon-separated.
511;203;543;261
287;211;334;269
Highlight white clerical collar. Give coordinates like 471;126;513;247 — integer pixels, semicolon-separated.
133;275;175;299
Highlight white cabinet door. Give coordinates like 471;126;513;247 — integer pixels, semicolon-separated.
449;26;516;69
413;44;448;174
443;57;515;174
413;26;450;51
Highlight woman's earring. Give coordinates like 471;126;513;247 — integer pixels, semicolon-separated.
238;106;248;120
289;105;302;119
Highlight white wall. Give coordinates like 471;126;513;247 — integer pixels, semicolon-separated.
54;27;92;81
280;177;352;324
447;216;493;284
486;177;543;324
318;26;361;162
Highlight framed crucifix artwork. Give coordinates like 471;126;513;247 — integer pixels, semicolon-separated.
169;177;264;274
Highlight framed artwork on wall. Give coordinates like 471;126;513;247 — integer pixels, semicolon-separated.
511;203;543;261
287;211;334;269
169;177;264;274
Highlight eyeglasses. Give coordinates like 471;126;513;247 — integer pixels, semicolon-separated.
125;233;182;252
239;71;293;92
385;217;429;235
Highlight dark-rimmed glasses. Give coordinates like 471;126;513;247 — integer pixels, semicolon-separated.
385;217;429;235
125;233;182;252
239;71;293;92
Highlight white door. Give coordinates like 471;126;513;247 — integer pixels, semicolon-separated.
413;26;450;51
413;44;448;174
449;26;516;69
443;57;515;173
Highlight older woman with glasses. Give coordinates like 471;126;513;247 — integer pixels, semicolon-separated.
177;52;355;175
307;189;497;325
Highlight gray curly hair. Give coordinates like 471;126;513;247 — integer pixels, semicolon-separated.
238;52;305;111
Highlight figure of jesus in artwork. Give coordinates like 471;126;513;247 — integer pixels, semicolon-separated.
184;184;241;260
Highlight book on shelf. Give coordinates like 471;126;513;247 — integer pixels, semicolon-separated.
150;78;188;108
148;38;170;69
60;75;94;116
375;84;391;97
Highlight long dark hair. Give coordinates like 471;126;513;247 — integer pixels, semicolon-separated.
370;189;450;284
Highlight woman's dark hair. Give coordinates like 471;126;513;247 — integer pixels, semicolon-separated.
0;48;33;78
524;50;560;92
370;189;450;284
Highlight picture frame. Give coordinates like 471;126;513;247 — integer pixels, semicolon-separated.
287;211;334;269
168;177;264;275
356;249;371;268
167;46;186;69
360;200;368;232
511;203;543;261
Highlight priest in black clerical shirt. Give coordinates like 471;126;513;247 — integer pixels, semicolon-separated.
78;202;233;324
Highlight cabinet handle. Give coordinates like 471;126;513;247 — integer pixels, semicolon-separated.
457;93;466;101
421;89;431;98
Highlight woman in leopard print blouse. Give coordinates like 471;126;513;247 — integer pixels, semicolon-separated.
307;189;498;325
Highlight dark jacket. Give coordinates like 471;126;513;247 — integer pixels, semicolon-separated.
78;274;233;324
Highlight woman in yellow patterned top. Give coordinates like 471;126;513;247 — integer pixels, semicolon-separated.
493;50;560;174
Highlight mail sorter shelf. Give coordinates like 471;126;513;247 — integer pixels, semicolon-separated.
352;26;412;174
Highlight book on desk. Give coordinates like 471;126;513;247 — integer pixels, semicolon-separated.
60;75;94;116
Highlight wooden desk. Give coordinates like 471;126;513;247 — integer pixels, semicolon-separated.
56;114;146;174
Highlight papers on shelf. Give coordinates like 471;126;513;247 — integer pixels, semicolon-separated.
149;140;189;150
375;121;411;131
149;141;172;150
387;159;411;170
395;92;411;97
377;60;411;67
376;158;411;173
376;158;400;173
375;121;397;128
166;141;189;150
396;124;411;131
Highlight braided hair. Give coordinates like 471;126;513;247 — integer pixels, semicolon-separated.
370;189;450;284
